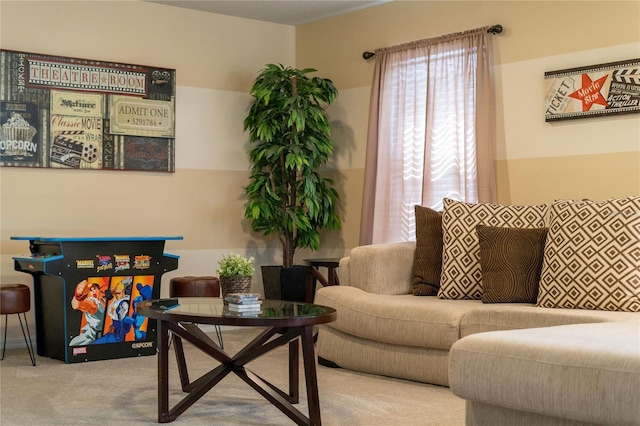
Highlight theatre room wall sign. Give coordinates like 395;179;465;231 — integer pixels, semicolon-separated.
544;58;640;122
0;49;176;172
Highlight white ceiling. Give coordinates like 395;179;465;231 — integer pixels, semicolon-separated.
146;0;388;25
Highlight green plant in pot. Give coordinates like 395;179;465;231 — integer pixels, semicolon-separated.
244;64;341;302
216;253;255;298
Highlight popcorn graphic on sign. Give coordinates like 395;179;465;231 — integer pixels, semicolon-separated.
0;113;37;156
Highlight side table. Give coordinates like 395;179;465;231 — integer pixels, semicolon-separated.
303;258;340;303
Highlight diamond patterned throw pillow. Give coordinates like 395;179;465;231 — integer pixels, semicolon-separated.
438;198;549;300
537;197;640;312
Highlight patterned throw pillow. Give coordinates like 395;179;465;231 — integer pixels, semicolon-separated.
412;206;443;296
537;197;640;312
438;198;549;300
476;225;548;303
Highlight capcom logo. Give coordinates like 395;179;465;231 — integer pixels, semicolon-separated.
132;342;153;349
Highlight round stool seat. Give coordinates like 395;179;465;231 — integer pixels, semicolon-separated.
0;284;30;315
168;276;223;349
0;284;36;366
169;276;220;298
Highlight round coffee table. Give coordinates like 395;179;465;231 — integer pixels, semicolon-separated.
137;297;337;424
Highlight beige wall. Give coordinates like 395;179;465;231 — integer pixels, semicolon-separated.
0;0;294;252
297;0;640;249
0;0;299;343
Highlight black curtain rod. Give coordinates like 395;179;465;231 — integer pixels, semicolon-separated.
362;24;503;60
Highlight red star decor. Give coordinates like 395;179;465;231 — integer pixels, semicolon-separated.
568;73;609;111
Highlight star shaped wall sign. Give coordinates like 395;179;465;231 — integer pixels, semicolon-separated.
568;73;609;111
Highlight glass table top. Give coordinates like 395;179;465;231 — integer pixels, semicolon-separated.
137;297;336;326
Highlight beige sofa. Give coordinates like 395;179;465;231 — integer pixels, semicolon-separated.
315;197;640;425
448;321;640;425
315;242;640;424
314;241;639;386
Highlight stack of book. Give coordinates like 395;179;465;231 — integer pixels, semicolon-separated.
224;292;262;314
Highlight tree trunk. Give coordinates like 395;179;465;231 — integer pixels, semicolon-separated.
282;230;295;268
281;75;298;269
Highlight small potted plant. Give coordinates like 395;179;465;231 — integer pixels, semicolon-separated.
216;253;255;297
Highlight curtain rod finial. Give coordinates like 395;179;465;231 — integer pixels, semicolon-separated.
487;24;503;34
363;51;376;60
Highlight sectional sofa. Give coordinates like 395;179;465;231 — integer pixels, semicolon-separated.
314;197;640;425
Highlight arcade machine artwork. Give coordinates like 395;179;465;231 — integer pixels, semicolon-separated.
69;275;153;348
13;237;181;363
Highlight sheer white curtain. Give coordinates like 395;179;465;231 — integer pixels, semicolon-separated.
360;27;497;245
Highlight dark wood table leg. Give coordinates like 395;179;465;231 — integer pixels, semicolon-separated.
172;335;190;391
301;325;321;425
289;339;299;403
154;319;328;425
157;319;171;423
327;266;339;286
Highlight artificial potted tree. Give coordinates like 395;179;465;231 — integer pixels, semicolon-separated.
244;64;341;301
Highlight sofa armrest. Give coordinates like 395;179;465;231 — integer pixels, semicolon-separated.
338;242;415;295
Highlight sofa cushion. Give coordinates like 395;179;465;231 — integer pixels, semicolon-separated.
476;225;548;303
315;286;481;350
438;198;549;300
412;205;443;296
537;197;640;312
449;322;640;425
317;326;453;386
459;302;640;337
342;242;415;295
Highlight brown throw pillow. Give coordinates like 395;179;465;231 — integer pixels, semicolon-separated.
412;205;443;296
476;225;548;303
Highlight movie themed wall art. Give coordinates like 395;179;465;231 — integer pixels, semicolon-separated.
544;58;640;122
0;49;175;171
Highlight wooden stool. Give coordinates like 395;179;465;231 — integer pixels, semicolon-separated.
169;276;224;348
0;284;36;366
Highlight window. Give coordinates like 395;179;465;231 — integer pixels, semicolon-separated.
360;28;496;245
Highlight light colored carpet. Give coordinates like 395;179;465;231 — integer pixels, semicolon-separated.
0;328;465;425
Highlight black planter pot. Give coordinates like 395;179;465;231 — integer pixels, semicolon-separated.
261;265;308;302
